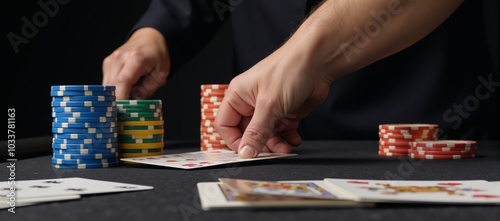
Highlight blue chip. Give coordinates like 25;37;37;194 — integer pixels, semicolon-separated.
52;122;117;128
51;85;116;91
52;142;117;149
52;96;116;102
52;138;118;144
52;107;116;113
54;148;117;155
51;90;115;97
53;152;118;160
52;162;118;169
52;127;117;134
51;101;116;107
52;111;117;118
53;116;117;123
51;157;118;164
53;133;117;139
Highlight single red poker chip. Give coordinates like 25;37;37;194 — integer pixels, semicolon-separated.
379;132;436;140
202;135;224;141
411;140;476;148
379;128;438;135
378;151;409;157
200;127;218;133
378;145;411;150
200;84;229;90
379;147;410;154
379;139;411;146
409;149;476;155
201;92;226;97
379;124;439;131
200;104;221;109
411;146;477;152
410;153;475;160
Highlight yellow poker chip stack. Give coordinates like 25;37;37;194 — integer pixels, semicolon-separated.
116;100;164;161
200;84;230;151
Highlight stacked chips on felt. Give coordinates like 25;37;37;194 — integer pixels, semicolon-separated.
200;84;229;151
117;100;164;159
51;85;119;169
378;124;438;157
409;140;477;159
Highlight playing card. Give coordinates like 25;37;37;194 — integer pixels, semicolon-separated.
219;178;338;199
120;150;297;169
324;178;500;204
0;177;153;204
0;195;81;209
197;181;372;210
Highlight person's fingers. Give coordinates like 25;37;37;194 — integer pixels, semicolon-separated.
237;99;280;158
282;129;302;147
114;54;149;100
102;51;124;87
214;90;254;152
131;67;168;99
265;133;292;153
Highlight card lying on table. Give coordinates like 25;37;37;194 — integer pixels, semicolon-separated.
197;180;372;210
120;150;297;169
323;178;500;204
0;177;153;208
198;178;500;210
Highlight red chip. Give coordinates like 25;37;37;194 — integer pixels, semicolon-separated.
379;124;439;131
411;140;476;148
410;153;475;160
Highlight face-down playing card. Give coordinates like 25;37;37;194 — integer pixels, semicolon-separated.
120;150;297;169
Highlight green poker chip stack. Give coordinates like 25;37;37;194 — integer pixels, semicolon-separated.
117;100;165;160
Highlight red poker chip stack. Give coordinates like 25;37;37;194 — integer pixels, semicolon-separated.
378;124;439;156
410;140;477;160
200;84;230;151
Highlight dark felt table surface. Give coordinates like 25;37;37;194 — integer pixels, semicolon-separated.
1;139;499;221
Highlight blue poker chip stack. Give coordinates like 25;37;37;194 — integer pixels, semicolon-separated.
51;85;119;169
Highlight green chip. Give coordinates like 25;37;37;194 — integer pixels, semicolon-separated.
118;112;162;118
118;138;163;144
118;108;162;114
116;100;162;105
118;116;163;122
118;125;164;130
120;148;163;153
118;134;163;139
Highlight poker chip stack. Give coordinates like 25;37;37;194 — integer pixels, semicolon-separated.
200;84;229;151
378;124;438;157
51;85;119;169
116;100;164;159
410;140;477;159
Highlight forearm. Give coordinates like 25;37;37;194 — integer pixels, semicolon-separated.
282;0;463;83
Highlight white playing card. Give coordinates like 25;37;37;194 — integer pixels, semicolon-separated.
120;150;297;169
324;178;500;204
0;195;81;209
197;181;372;210
0;177;153;204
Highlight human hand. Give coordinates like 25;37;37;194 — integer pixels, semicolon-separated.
102;27;170;99
214;45;331;158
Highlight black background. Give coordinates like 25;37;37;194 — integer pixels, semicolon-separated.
1;0;233;141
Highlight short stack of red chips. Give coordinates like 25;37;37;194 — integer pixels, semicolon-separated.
410;140;477;159
378;124;439;156
200;84;230;151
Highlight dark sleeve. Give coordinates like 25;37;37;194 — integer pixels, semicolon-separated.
132;0;226;74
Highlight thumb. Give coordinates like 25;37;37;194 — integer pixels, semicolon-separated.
238;102;279;158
